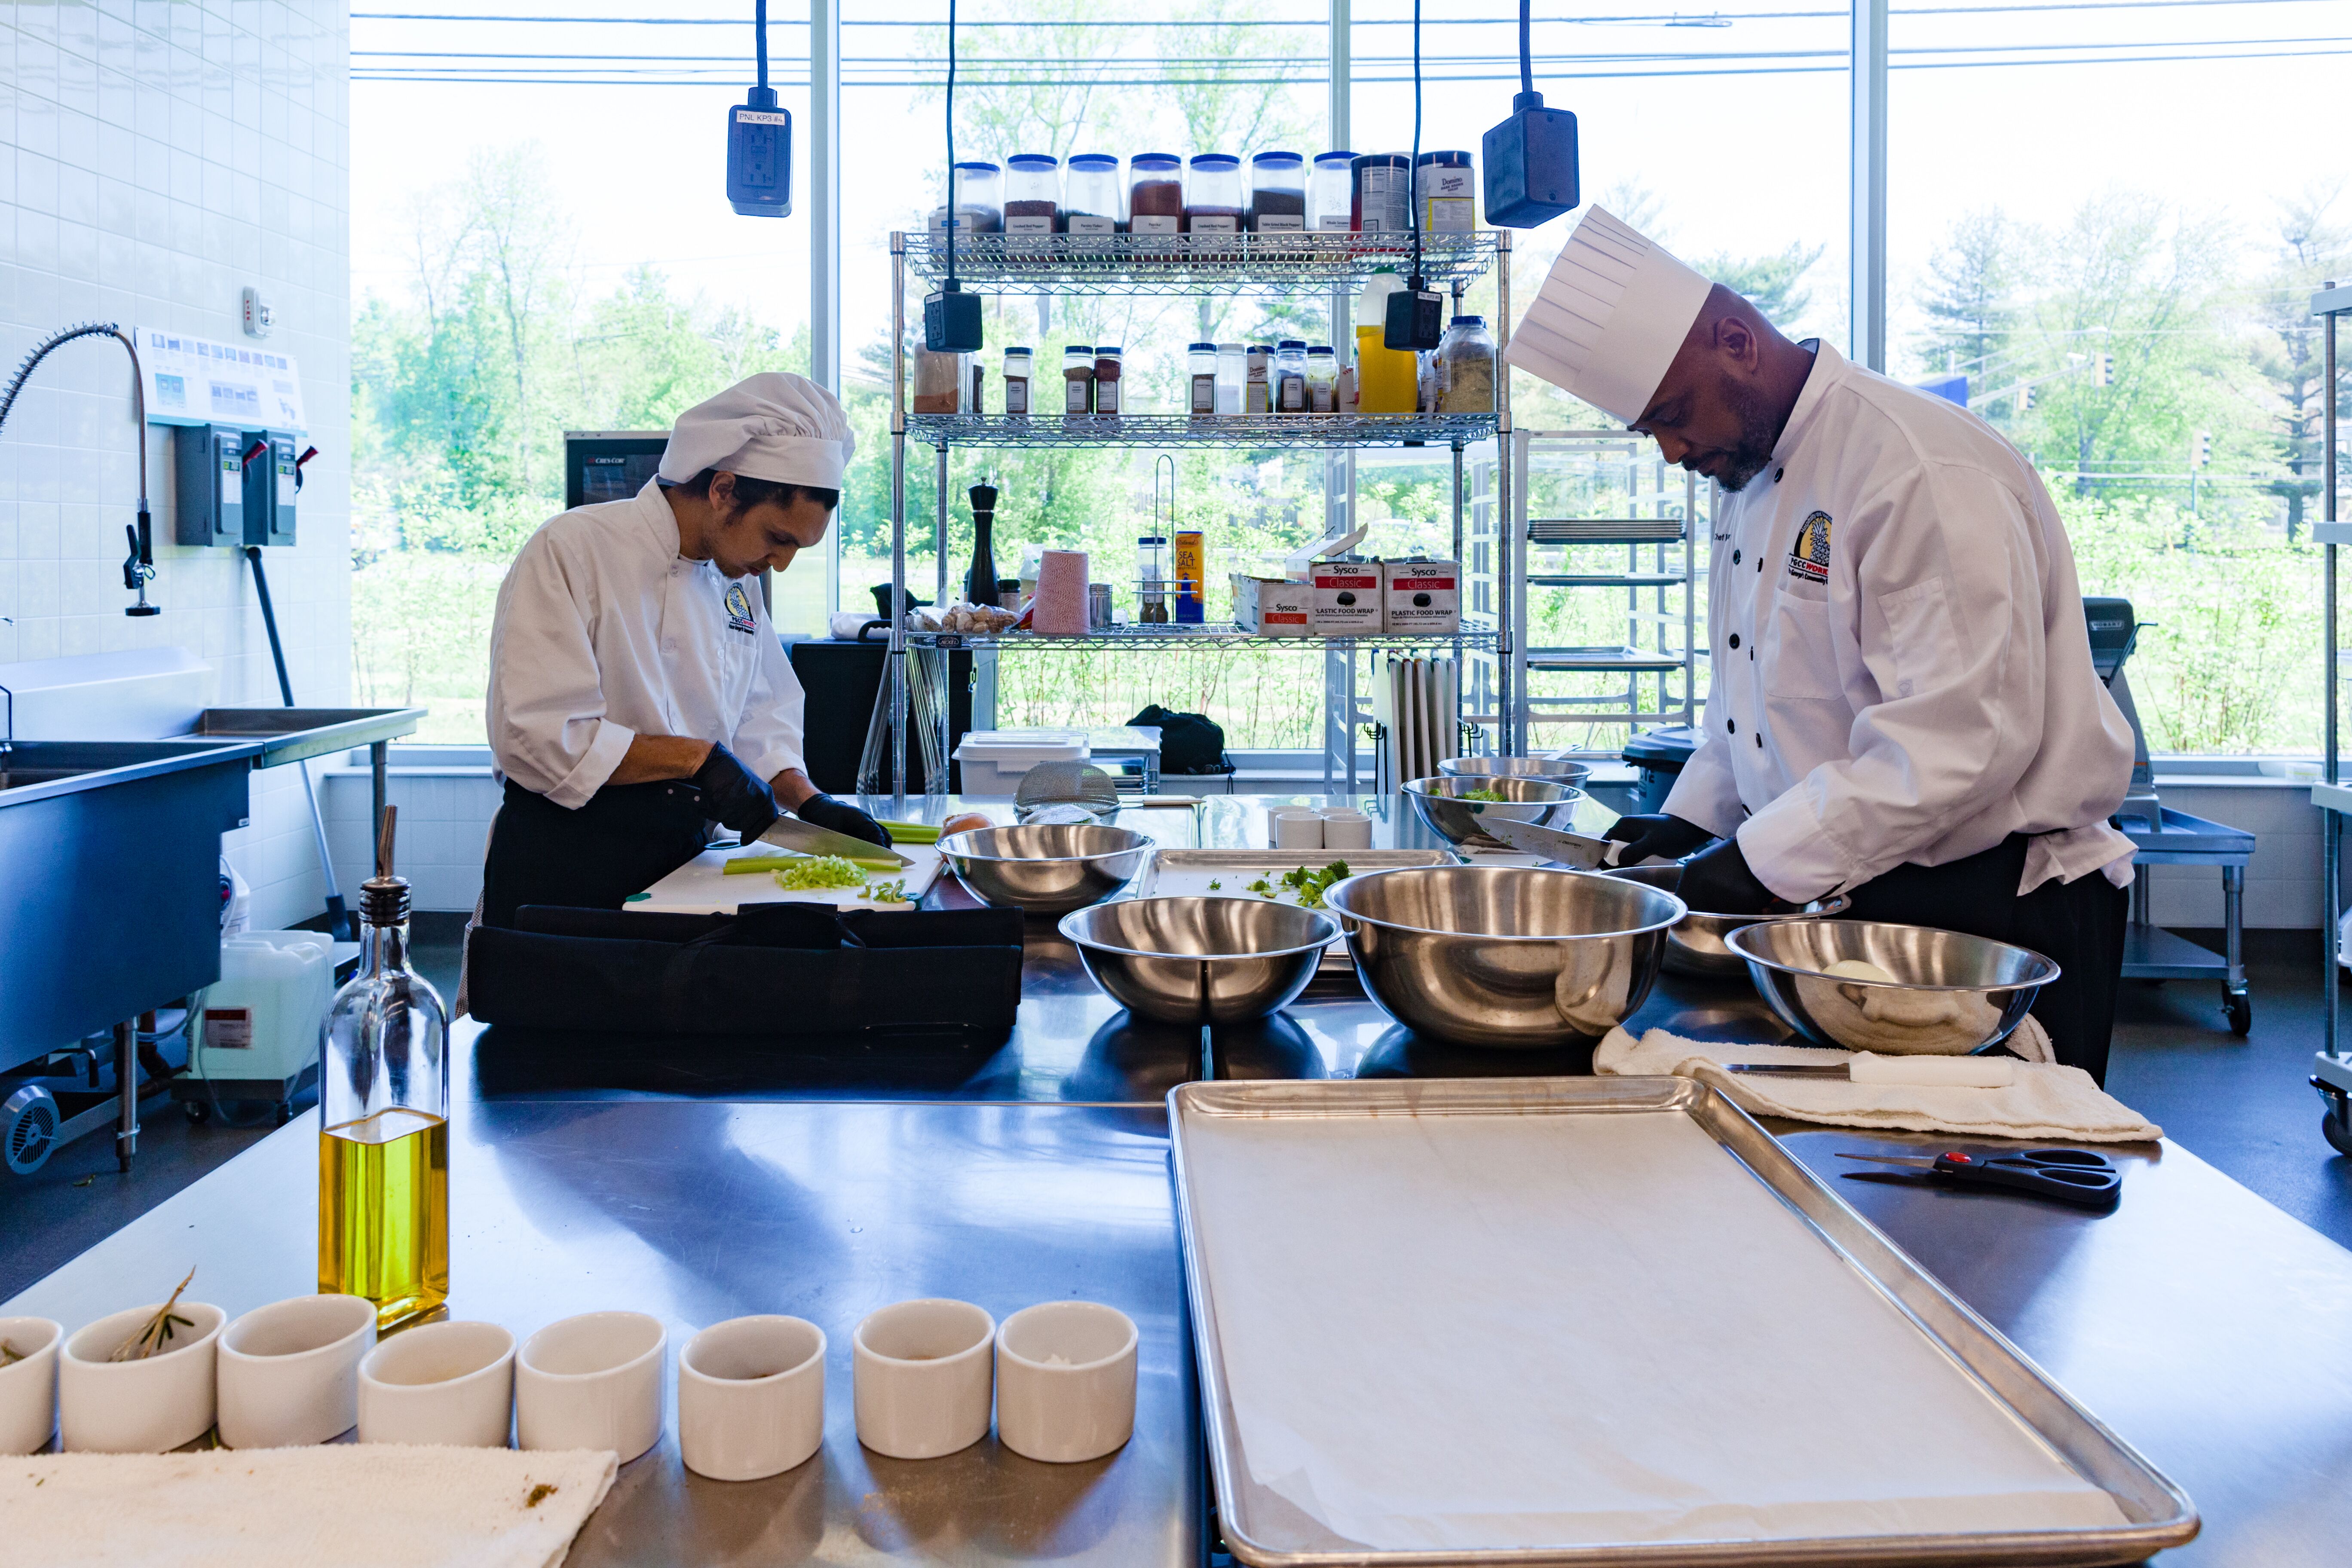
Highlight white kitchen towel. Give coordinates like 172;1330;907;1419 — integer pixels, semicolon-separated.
0;1443;617;1568
1594;1026;2160;1143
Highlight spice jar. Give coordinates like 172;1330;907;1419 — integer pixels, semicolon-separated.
1004;153;1060;234
1129;153;1182;236
1309;151;1357;232
1306;346;1339;412
1185;153;1243;234
1351;153;1410;233
1216;342;1246;414
1003;346;1033;418
1065;153;1122;236
1415;150;1475;233
1188;341;1219;417
930;160;1003;234
1274;340;1309;413
1245;344;1273;413
1247;151;1307;233
1093;346;1124;415
1438;315;1497;412
1063;344;1095;415
913;344;966;413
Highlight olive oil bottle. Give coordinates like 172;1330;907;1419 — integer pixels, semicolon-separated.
318;808;450;1330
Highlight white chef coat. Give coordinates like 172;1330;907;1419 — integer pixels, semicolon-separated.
1662;342;2136;904
487;479;805;809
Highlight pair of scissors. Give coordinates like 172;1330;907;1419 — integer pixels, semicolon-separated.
1835;1147;2122;1210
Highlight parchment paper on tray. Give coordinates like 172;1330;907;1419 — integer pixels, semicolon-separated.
1175;1091;2161;1559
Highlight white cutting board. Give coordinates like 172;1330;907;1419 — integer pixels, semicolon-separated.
628;844;946;915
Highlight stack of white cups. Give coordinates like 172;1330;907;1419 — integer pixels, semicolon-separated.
1270;807;1372;851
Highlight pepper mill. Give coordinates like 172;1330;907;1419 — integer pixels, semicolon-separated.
963;483;1001;609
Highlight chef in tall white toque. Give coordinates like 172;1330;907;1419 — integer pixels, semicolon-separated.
479;371;886;929
1505;208;2137;1082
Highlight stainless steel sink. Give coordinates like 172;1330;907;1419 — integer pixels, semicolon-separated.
179;706;427;767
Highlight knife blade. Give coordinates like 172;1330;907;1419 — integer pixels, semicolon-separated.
756;813;912;867
1725;1056;2017;1088
1480;815;1621;870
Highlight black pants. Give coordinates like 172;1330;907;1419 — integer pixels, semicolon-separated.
480;779;709;930
1839;834;2129;1085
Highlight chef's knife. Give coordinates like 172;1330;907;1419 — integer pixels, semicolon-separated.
755;813;913;867
1725;1056;2017;1088
1480;815;1622;870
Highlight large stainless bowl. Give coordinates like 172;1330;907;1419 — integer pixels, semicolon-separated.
1323;864;1684;1048
1601;863;1853;979
1438;754;1594;790
1724;919;2061;1056
938;824;1154;915
1402;775;1582;851
1058;897;1339;1025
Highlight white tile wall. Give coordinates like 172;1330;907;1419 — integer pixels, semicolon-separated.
322;764;500;915
0;0;350;930
2141;781;2322;930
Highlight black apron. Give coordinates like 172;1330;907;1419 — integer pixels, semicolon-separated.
1838;833;2128;1085
480;778;710;931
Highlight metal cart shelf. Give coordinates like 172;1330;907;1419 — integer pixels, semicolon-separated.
2309;282;2352;1154
2120;807;2255;1035
905;626;1494;654
906;412;1498;449
899;230;1501;294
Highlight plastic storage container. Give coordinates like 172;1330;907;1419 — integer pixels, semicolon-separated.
1004;153;1060;233
1306;346;1339;412
1415;150;1476;233
1355;269;1419;413
931;160;1003;234
1003;346;1033;417
1437;315;1497;412
1093;346;1124;415
1624;725;1704;812
1247;151;1306;233
1274;340;1310;413
1185;154;1243;234
1309;152;1357;232
1188;342;1219;416
1216;342;1246;414
1065;153;1122;236
191;931;336;1096
1128;154;1183;235
1350;153;1411;233
1063;345;1095;414
954;729;1092;797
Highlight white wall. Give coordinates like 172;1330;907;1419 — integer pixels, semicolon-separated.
0;0;351;930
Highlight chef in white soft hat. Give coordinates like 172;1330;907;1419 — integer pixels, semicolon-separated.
1505;208;2138;1082
479;371;885;928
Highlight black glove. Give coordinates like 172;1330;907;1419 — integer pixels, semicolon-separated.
796;792;893;848
690;744;781;842
1676;836;1782;916
1602;812;1715;866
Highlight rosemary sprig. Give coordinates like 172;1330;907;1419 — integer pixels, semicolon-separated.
110;1266;198;1362
0;1339;24;1366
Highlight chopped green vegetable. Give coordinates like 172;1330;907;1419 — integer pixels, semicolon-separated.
773;855;871;891
1208;879;1222;891
1245;876;1276;897
865;877;910;903
1460;787;1507;802
1279;860;1352;909
729;853;899;876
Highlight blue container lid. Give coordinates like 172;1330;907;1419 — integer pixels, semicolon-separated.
1007;153;1060;171
1623;725;1703;768
1069;153;1119;170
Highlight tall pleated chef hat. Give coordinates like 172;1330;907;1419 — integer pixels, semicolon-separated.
658;371;857;493
1501;207;1713;425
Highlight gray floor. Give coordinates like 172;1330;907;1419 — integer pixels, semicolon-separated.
6;922;2351;1302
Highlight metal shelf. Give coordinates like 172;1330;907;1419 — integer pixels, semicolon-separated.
906;413;1498;449
1527;573;1690;588
900;230;1501;294
1526;646;1690;674
1529;518;1687;543
907;626;1494;654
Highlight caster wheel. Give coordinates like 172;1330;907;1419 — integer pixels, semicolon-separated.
2225;993;2252;1036
183;1101;210;1126
273;1101;293;1127
2326;1111;2352;1159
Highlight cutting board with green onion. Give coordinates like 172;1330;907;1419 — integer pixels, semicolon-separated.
628;843;946;915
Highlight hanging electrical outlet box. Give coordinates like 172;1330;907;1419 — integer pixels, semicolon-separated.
925;284;984;354
1483;92;1579;228
727;89;791;217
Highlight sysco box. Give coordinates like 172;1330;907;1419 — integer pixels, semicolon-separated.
1384;557;1460;634
1311;557;1386;634
1231;573;1312;636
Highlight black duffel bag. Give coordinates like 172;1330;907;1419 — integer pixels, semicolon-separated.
466;902;1023;1040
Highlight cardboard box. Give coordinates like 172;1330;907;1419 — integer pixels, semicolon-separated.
1231;572;1312;636
1174;530;1206;624
1384;557;1461;635
1311;557;1387;635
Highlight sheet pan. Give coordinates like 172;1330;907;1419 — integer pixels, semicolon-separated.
1169;1076;2197;1566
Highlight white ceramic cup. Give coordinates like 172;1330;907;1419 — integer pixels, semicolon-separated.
217;1293;377;1449
517;1311;667;1462
59;1300;227;1453
677;1315;827;1482
993;1302;1139;1464
853;1298;995;1460
1271;810;1324;851
357;1320;515;1448
1318;809;1373;850
0;1317;62;1455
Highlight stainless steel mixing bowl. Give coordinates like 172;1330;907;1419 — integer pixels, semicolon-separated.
1058;897;1339;1025
1322;864;1684;1048
1401;775;1582;851
1723;919;2061;1056
1437;754;1595;790
938;824;1154;915
1601;863;1853;979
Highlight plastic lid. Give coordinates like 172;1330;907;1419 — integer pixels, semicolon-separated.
1189;153;1240;169
1132;153;1181;169
1307;345;1336;357
1069;153;1119;170
1096;345;1122;355
1251;150;1304;165
1351;153;1411;169
1005;344;1032;355
1415;150;1473;166
1189;341;1218;352
1277;338;1308;349
952;159;1001;172
1139;535;1169;543
1314;150;1358;165
1449;315;1486;327
1217;341;1245;352
1065;343;1093;354
1623;725;1704;766
1007;153;1060;170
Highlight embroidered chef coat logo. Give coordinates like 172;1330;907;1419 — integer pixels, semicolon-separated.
723;582;758;635
1787;511;1832;584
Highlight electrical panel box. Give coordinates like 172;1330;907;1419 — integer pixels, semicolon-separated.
241;429;299;547
172;424;246;548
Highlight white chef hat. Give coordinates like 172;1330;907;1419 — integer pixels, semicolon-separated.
1501;207;1713;425
657;372;857;493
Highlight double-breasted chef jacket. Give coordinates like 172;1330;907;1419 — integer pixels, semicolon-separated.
1663;341;2137;905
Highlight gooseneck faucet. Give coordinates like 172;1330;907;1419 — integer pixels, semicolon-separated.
0;322;156;616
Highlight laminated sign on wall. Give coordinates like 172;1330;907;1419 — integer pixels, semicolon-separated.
135;328;306;431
